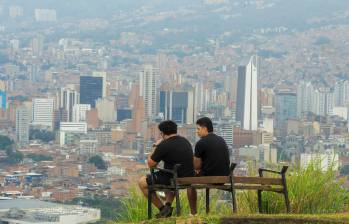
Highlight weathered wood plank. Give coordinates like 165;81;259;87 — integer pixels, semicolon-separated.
176;176;283;185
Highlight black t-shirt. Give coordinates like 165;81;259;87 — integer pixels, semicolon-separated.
194;133;230;176
151;135;195;177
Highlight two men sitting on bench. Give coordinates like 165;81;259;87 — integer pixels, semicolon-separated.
138;117;230;218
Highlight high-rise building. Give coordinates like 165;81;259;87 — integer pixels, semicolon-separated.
80;73;106;108
334;80;349;107
139;65;158;119
218;122;234;148
0;90;6;110
95;97;115;122
73;104;91;122
32;98;54;130
275;90;297;136
34;9;57;22
297;81;314;117
9;6;23;19
58;87;79;122
236;55;259;130
159;89;195;124
16;106;29;145
313;87;334;116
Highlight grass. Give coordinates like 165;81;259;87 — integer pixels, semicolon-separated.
116;163;349;223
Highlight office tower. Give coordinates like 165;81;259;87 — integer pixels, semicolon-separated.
32;98;54;130
334;80;349;107
95;97;115;122
53;108;68;130
236;55;259;130
139;65;158;119
159;89;195;124
34;9;57;22
275;90;297;136
297;81;314;117
73;104;91;122
58;87;79;122
80;73;106;108
16;106;29;145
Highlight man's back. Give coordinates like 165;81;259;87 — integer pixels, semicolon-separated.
194;133;230;176
151;135;194;177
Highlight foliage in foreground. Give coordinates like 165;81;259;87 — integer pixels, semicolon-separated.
116;164;349;223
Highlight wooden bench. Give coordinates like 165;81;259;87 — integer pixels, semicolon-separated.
147;163;290;219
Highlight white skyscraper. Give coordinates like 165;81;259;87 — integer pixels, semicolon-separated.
139;65;158;119
32;98;54;130
59;87;80;122
72;104;91;122
236;55;259;130
16;106;29;145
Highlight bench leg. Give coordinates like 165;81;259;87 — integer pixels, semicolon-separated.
148;189;152;219
231;187;237;213
175;189;181;216
205;188;210;214
281;173;291;213
257;190;263;213
284;190;290;213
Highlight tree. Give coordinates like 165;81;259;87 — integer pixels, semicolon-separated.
88;155;107;170
27;153;53;162
29;129;55;143
0;135;14;150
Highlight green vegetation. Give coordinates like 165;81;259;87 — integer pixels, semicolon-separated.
88;155;107;170
29;129;55;143
0;135;23;164
67;196;122;223
116;164;349;223
26;153;53;162
0;135;14;150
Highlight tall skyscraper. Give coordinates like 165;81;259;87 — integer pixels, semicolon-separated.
297;81;314;117
275;90;297;136
16;106;29;145
58;87;79;122
80;73;106;108
139;65;158;119
236;55;259;131
32;98;54;130
159;89;195;124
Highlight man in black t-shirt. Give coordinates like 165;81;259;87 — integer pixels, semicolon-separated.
138;120;197;218
194;117;230;176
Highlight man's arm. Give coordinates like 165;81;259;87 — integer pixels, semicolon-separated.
193;156;202;171
147;139;163;168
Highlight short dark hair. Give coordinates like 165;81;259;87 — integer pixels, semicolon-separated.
158;120;177;135
196;117;213;132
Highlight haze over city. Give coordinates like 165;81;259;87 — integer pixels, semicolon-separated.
1;0;349;223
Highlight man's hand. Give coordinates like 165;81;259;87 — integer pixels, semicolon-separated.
193;156;202;171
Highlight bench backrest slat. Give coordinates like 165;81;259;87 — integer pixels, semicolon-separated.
177;176;229;184
176;176;283;186
234;176;283;185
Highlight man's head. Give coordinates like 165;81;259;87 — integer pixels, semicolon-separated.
158;120;177;139
196;117;213;138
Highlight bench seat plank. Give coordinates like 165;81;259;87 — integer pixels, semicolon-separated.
176;176;283;186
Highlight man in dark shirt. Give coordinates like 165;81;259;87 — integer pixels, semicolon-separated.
138;120;196;218
194;117;230;176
